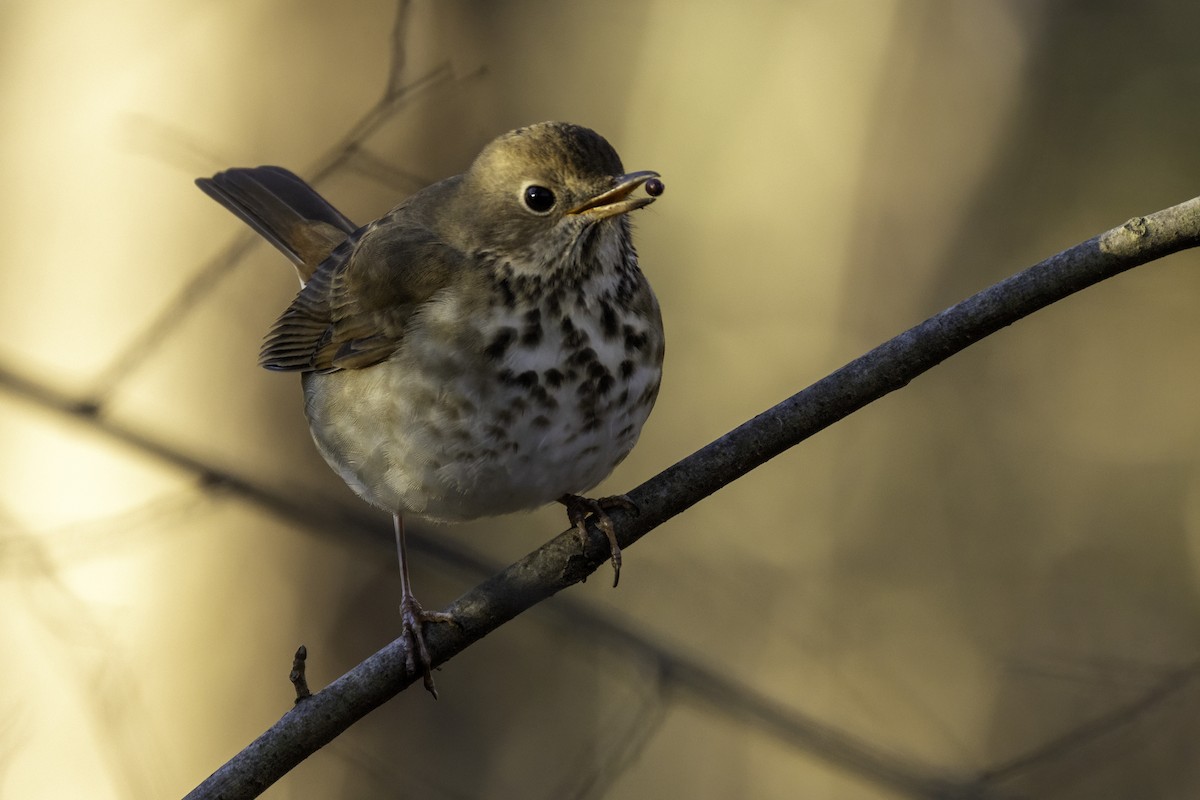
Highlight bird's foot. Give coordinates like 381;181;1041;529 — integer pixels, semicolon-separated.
559;493;639;588
399;593;456;699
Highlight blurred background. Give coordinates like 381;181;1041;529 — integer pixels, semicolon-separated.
4;1;1200;797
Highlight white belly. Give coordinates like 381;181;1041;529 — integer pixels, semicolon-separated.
301;291;662;522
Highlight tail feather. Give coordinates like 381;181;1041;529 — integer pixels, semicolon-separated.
196;166;358;282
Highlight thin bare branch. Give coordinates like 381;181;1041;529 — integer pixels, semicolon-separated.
180;197;1200;799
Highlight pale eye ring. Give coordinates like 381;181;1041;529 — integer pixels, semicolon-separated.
522;184;556;214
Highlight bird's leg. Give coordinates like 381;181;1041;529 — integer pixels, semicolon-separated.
558;494;639;588
394;513;455;699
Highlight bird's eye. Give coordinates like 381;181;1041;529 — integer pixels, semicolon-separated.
522;185;556;214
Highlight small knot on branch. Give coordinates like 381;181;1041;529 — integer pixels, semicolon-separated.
1123;216;1149;238
290;645;311;703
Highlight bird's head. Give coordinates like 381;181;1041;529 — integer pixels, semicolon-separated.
453;122;663;277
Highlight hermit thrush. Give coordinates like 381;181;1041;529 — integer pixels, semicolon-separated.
197;122;665;696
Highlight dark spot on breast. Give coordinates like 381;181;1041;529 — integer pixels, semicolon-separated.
585;363;616;395
522;325;543;347
600;302;619;339
485;328;517;361
637;381;660;405
494;276;517;308
532;384;558;410
516;370;539;389
532;414;551;428
617;423;635;438
624;328;649;354
521;308;543;347
562;317;589;349
571;347;597;366
619;359;635;379
544;367;564;387
616;274;638;303
445;395;477;418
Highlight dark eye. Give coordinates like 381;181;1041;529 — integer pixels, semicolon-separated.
523;185;556;214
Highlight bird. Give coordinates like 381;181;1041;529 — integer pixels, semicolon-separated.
196;122;665;696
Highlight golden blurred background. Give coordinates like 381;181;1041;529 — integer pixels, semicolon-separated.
4;2;1200;797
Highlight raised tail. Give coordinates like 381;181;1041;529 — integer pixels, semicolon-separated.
195;166;358;284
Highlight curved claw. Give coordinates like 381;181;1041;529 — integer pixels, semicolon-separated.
559;494;638;587
400;595;456;699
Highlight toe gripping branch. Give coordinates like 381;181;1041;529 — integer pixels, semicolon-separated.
559;494;639;587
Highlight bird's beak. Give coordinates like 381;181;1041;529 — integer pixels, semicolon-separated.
569;170;661;220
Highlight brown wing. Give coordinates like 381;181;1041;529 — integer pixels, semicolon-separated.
259;212;464;373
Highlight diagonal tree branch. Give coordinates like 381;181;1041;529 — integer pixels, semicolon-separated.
185;196;1200;799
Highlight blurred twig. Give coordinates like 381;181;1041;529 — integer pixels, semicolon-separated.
977;658;1200;786
87;43;478;408
182;197;1200;800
